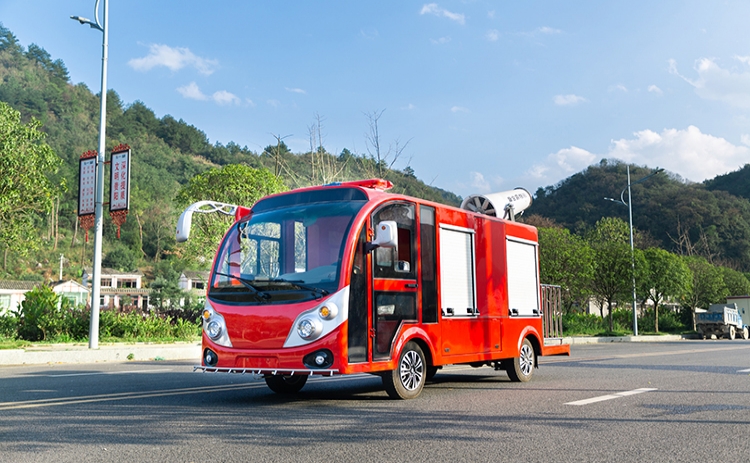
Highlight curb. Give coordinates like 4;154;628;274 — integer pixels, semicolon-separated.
564;334;698;344
0;342;201;366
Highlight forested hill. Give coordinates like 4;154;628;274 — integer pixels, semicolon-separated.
0;24;459;279
526;159;750;271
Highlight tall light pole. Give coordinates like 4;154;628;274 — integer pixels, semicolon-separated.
71;0;108;349
604;165;664;336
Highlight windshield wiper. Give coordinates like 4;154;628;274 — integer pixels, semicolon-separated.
213;271;270;300
272;279;329;298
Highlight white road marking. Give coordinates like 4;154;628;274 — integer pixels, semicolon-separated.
738;368;750;373
565;388;657;406
42;369;174;377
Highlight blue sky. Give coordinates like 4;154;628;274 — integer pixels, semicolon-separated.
2;1;750;197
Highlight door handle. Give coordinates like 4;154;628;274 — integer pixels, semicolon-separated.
405;283;418;288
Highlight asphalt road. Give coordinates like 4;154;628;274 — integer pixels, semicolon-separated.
1;340;749;463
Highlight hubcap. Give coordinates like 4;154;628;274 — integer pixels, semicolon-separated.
519;344;534;376
399;350;424;391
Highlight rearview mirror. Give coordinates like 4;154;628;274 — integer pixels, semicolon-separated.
369;221;398;249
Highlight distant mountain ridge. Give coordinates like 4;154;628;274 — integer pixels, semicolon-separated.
527;159;750;271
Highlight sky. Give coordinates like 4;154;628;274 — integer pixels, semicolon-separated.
2;1;750;198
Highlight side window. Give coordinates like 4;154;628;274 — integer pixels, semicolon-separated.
372;203;416;279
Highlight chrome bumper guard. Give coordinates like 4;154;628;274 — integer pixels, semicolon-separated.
193;366;339;377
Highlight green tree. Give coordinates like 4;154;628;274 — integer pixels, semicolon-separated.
681;256;727;330
588;217;633;332
538;226;594;313
0;101;62;265
640;248;692;332
175;164;287;265
720;266;750;297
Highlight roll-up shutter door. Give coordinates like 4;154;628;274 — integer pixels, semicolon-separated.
439;226;476;316
506;238;539;316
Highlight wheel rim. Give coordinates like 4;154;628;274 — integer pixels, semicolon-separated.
399;350;424;391
519;344;534;376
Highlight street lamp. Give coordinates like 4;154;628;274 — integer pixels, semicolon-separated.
604;165;663;336
71;0;108;349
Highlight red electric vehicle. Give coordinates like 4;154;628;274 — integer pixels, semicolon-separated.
176;179;569;399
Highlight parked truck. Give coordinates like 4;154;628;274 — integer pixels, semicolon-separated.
696;303;749;340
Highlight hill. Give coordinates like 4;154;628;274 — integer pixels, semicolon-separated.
527;159;750;271
0;24;460;280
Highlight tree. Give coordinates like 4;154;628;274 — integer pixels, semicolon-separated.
0;102;62;265
538;226;594;313
720;266;750;297
175;165;287;265
640;248;692;332
587;217;633;332
681;256;727;330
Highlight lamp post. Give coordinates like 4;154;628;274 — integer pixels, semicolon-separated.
71;0;108;349
604;165;663;337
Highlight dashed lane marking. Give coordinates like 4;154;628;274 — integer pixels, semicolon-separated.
565;387;657;406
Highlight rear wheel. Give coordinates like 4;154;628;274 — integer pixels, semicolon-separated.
506;338;535;382
265;374;308;394
729;325;736;340
382;341;426;399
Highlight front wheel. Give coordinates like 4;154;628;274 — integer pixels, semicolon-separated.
265;374;308;394
506;338;536;382
742;327;749;340
382;341;426;399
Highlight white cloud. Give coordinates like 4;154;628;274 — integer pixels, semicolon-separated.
267;99;281;108
177;82;207;100
669;57;750;108
451;106;469;113
212;90;240;105
526;126;749;188
430;36;452;45
420;3;465;25
177;82;239;105
537;26;562;35
608;126;748;182
648;84;663;95
742;134;750;146
401;103;416;110
487;10;496;19
129;44;218;75
609;84;628;92
554;94;587;106
486;29;500;42
285;87;307;94
463;172;504;194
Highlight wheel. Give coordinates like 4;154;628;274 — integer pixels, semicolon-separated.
729;326;736;340
264;374;308;394
743;327;749;340
382;341;426;399
426;365;439;381
506;338;536;382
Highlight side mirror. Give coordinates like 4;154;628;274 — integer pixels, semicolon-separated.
369;221;398;249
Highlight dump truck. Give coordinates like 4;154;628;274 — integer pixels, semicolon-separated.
696;303;748;340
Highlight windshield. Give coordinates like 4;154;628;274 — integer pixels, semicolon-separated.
209;193;366;304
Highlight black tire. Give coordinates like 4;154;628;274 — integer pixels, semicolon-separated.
506;338;535;382
265;374;308;394
382;341;426;399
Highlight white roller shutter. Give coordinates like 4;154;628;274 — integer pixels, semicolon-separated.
439;226;476;316
506;238;540;317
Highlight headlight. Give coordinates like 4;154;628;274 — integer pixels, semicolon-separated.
206;320;222;340
297;318;322;340
202;300;232;348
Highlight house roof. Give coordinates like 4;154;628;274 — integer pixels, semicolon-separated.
0;280;39;291
182;270;209;281
83;267;144;277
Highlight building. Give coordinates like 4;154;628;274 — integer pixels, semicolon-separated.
178;270;209;306
82;267;149;310
0;280;90;315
